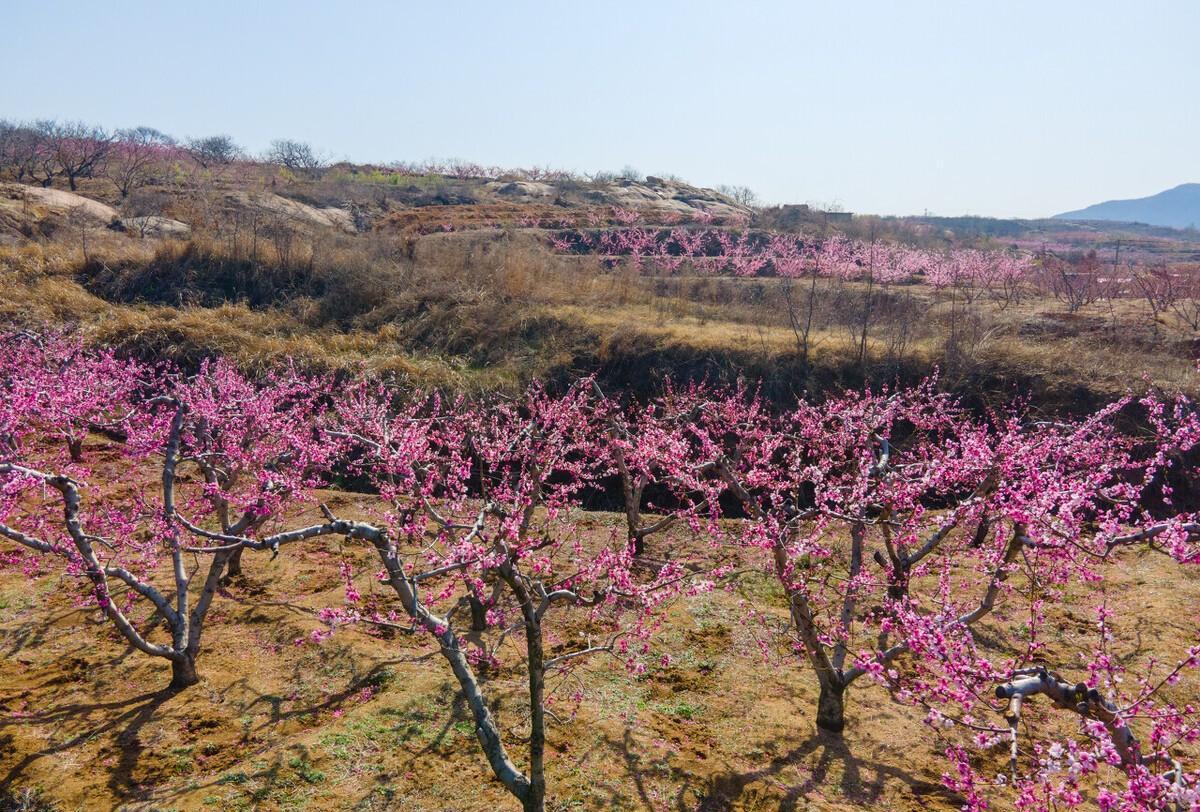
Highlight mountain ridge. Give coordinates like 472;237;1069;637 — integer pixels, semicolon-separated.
1054;182;1200;230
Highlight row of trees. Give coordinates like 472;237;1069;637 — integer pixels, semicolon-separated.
1;331;1198;810
553;227;1033;295
0;119;329;194
0;119;757;197
548;224;1195;309
1037;249;1200;327
547;225;1200;368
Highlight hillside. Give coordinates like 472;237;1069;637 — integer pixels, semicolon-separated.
1;162;1198;411
1053;182;1200;230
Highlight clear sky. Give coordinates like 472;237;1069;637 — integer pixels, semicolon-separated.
4;0;1197;218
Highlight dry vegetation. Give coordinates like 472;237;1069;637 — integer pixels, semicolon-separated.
2;170;1198;412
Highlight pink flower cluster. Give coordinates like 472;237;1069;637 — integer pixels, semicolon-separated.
548;226;1034;289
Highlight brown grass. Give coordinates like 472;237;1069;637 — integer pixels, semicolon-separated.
1;183;1197;409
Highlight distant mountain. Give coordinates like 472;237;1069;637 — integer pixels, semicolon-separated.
1054;183;1200;230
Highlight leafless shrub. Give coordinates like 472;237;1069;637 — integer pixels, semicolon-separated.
41;120;114;191
106;126;176;197
265;138;326;177
717;183;759;207
185;134;241;168
1037;251;1103;313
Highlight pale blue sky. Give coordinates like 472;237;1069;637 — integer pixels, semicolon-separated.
4;0;1197;218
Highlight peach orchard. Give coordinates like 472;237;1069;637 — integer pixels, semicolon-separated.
1;331;1199;811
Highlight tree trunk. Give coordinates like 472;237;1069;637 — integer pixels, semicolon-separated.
969;513;991;549
523;789;545;812
469;596;488;632
631;532;645;557
816;679;846;733
371;536;532;803
169;654;199;691
225;545;244;579
886;559;909;601
524;614;546;812
66;437;83;463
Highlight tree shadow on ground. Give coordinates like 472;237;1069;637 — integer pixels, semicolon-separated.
688;730;959;811
1;608;107;660
143;683;482;811
600;724;962;811
0;688;169;797
232;650;437;733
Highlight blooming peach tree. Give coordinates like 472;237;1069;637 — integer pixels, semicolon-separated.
2;330;1197;809
322;377;704;812
0;337;344;689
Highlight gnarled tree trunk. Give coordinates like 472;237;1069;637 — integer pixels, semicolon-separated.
224;545;245;579
816;677;847;733
469;595;488;632
169;654;199;691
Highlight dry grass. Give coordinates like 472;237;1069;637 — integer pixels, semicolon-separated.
1;189;1197;408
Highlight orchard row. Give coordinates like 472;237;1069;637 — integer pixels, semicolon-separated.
1;332;1198;811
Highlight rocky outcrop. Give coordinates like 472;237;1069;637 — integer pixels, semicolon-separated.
218;191;357;233
487;180;557;201
114;216;192;239
0;184;198;244
0;183;119;223
578;177;748;220
0;183;123;244
476;176;750;220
